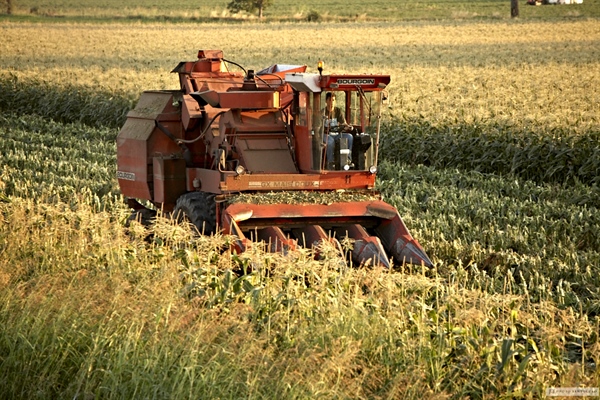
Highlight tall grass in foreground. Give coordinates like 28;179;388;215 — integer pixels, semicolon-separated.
0;195;598;399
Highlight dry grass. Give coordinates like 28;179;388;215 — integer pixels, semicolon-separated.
0;198;600;399
1;196;598;398
1;20;598;133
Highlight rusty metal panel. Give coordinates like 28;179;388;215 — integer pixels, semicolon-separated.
374;213;433;267
198;50;224;59
185;169;375;193
117;118;155;199
224;201;381;222
116;159;152;200
117;117;155;142
181;95;203;131
236;138;297;173
317;171;376;190
187;168;223;194
193;90;280;109
252;226;297;252
152;157;187;206
126;91;177;120
222;173;321;192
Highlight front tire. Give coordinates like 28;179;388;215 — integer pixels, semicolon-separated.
173;192;217;235
126;208;157;227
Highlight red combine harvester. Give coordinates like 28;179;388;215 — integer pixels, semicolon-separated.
117;50;432;268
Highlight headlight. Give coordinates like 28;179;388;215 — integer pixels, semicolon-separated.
369;165;377;174
235;165;246;175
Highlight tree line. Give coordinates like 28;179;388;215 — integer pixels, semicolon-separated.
227;0;273;18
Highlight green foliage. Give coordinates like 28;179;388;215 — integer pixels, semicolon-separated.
376;161;600;315
306;10;320;22
2;0;599;22
0;75;133;129
380;117;600;186
226;0;273;18
0;114;119;205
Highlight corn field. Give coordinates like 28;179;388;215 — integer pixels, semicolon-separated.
0;17;599;399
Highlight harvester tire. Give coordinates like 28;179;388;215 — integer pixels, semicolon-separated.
173;192;217;235
126;208;157;228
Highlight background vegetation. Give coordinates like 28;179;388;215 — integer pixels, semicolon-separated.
2;0;599;21
1;2;599;398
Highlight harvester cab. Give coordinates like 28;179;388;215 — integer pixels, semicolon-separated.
116;50;433;268
285;71;389;174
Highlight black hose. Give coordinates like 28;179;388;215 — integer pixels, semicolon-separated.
222;58;247;75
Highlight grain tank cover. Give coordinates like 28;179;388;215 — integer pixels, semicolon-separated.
257;64;307;75
285;73;321;93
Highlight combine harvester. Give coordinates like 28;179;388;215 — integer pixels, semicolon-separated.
117;50;432;268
